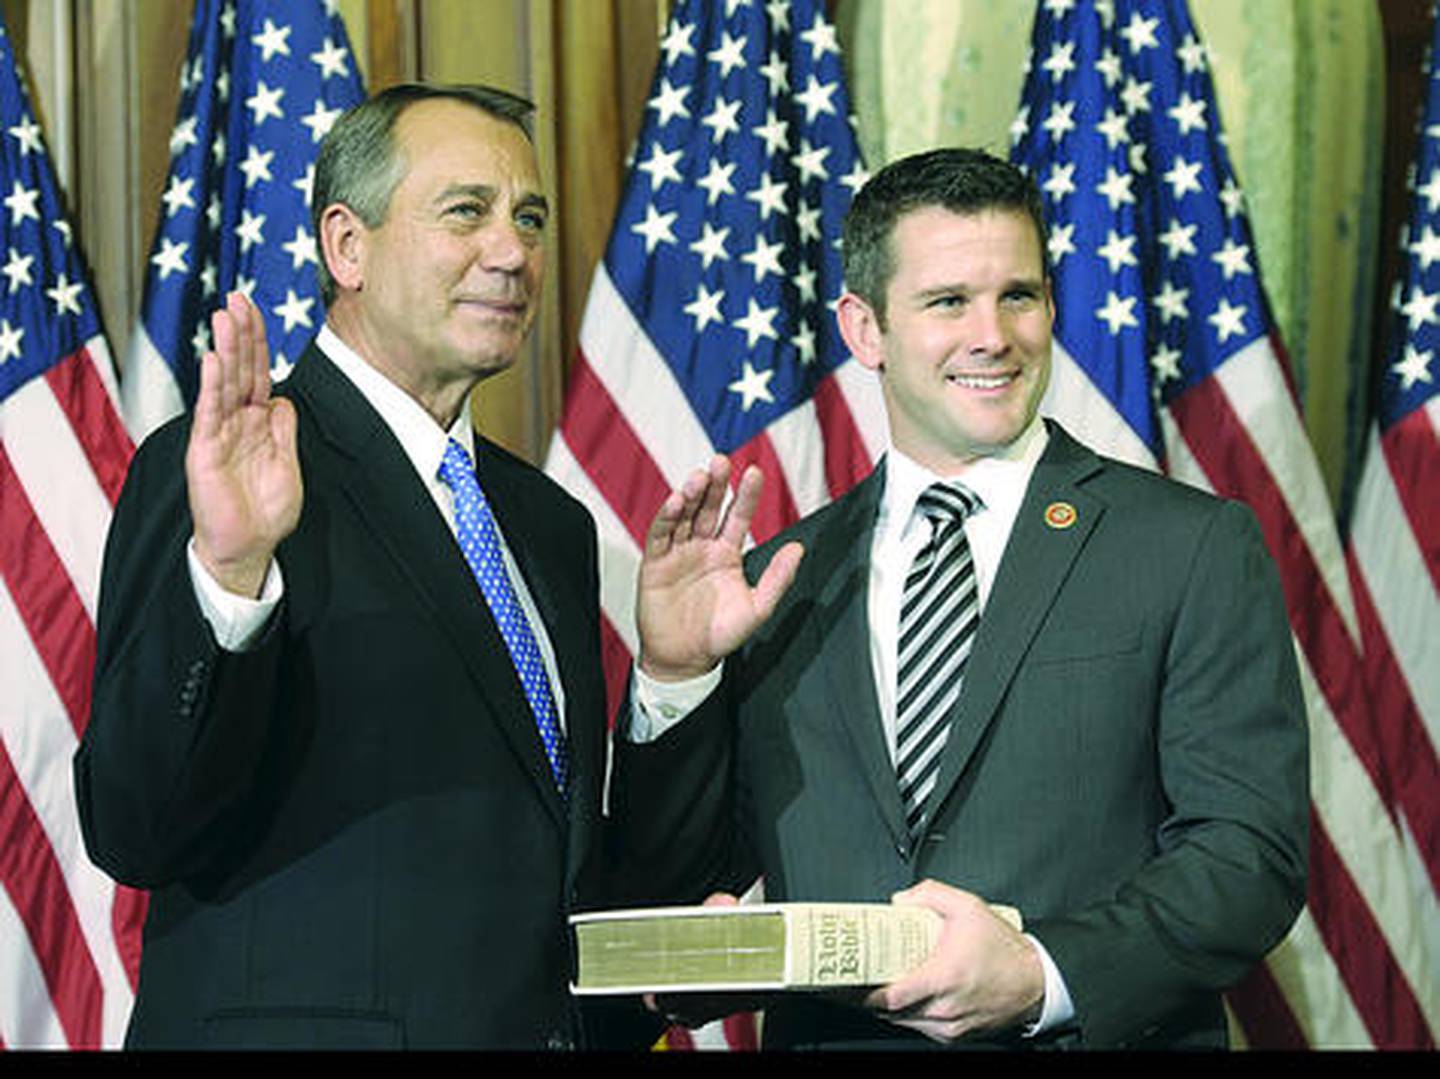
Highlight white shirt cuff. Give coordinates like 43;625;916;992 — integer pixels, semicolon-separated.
1022;933;1075;1036
627;662;724;743
187;538;283;652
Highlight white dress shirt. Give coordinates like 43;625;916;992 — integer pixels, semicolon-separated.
187;324;568;726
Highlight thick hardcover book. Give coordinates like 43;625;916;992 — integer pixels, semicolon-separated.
569;902;1022;994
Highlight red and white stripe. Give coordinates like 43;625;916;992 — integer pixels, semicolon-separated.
547;264;885;717
0;337;142;1048
1345;397;1440;1033
546;263;884;1051
1047;334;1439;1048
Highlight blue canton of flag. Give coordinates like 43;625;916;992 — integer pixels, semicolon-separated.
123;0;364;440
605;0;868;454
1380;26;1440;431
1011;0;1269;464
0;24;106;405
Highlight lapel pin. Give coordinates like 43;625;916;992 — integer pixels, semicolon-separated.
1044;501;1077;529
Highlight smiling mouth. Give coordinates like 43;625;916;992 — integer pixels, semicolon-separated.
946;371;1017;389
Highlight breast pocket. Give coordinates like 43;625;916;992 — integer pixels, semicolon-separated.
1025;622;1142;665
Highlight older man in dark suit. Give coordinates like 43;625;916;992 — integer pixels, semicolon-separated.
76;84;611;1049
615;148;1309;1049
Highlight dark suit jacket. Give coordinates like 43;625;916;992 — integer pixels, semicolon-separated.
75;344;610;1048
612;421;1309;1050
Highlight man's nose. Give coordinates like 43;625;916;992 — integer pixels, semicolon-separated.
480;218;530;273
968;301;1008;356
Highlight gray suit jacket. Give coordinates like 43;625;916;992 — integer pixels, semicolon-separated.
612;421;1308;1049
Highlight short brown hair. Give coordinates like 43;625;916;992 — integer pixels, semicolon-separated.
842;148;1048;327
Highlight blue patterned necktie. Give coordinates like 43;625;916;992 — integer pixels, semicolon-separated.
437;439;568;794
896;481;984;842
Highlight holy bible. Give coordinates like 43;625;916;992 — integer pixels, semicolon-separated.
570;901;1023;994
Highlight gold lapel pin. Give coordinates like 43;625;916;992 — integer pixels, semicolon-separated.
1044;501;1077;529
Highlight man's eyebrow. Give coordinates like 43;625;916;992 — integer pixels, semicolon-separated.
1004;275;1047;291
434;182;497;204
912;275;1045;299
914;283;970;299
433;183;549;216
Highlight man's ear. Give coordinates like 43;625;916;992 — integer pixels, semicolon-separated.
319;203;367;294
836;291;886;373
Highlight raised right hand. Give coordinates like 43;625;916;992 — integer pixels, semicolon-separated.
185;292;302;598
636;456;802;682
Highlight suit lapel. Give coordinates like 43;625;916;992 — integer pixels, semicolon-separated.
928;424;1107;818
802;465;911;847
288;348;569;831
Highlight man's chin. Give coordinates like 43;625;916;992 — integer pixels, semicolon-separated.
455;329;532;374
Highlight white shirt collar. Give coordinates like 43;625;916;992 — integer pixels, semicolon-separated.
879;415;1049;539
316;323;474;480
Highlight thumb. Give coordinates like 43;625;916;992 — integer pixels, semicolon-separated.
751;541;803;621
269;397;298;457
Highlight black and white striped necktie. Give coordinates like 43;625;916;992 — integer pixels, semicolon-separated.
896;481;983;843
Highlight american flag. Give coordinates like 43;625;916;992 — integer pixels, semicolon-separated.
1345;0;1440;1046
0;14;140;1048
545;0;884;715
122;0;364;440
1012;0;1437;1048
542;0;880;1049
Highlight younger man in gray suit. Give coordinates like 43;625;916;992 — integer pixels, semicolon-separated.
615;148;1309;1049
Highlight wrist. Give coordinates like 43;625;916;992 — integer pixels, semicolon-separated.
637;652;720;683
193;542;273;599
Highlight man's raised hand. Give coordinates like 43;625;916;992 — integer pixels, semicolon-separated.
636;456;802;681
185;292;302;598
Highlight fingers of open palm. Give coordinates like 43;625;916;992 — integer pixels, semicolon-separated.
192;350;222;442
205;300;238;420
689;456;732;539
717;464;763;549
233;297;256;410
269;398;298;461
644;488;688;559
240;291;272;396
751;540;803;621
